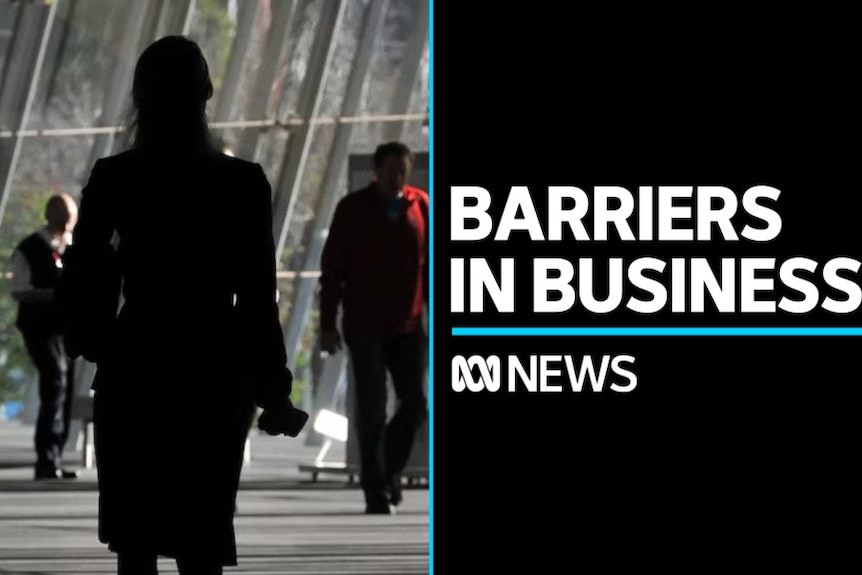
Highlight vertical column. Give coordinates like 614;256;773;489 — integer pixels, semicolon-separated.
155;0;196;37
83;0;154;172
213;0;258;123
0;0;59;233
271;0;346;259
31;0;76;121
383;0;428;141
281;0;388;365
235;0;295;160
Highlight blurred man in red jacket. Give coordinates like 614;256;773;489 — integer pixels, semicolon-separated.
320;142;428;514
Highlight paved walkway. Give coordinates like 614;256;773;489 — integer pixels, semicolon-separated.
0;422;429;574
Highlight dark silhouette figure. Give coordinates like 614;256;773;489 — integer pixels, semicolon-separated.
58;36;305;575
11;194;79;480
320;142;429;514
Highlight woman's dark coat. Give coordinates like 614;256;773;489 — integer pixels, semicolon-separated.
60;149;292;565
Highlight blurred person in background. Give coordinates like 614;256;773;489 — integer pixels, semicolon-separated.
319;142;429;515
10;193;79;480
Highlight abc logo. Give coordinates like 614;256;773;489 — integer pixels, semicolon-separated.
451;355;501;392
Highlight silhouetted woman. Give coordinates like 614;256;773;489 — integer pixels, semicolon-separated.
59;36;302;575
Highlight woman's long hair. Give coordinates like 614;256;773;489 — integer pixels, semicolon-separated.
129;36;214;153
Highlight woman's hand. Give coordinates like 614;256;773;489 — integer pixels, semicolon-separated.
320;329;343;355
257;400;309;437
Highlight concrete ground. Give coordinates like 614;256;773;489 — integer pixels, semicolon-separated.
0;421;429;574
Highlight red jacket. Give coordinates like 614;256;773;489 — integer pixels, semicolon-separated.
320;184;428;335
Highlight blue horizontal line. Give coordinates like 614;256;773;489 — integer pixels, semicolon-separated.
451;327;862;336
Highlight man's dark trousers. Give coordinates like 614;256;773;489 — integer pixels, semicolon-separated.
346;328;427;505
22;329;75;474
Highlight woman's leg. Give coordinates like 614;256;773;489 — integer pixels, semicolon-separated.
176;557;223;575
118;552;158;575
